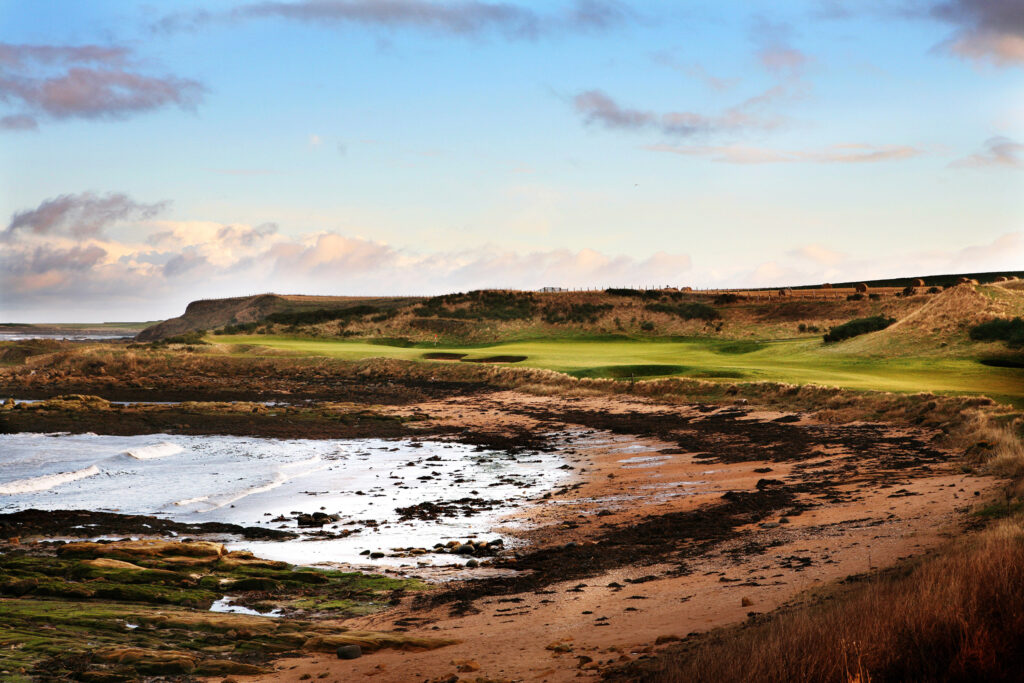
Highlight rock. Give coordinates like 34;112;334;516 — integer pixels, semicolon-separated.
453;659;479;672
369;552;385;559
297;513;329;527
337;644;362;659
94;647;196;675
465;559;479;568
58;539;225;560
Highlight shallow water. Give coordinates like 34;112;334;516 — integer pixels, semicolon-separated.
0;433;569;567
0;333;133;341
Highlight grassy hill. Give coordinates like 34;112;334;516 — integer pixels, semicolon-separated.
128;279;1024;404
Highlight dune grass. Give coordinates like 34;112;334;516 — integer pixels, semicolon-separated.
211;334;1024;405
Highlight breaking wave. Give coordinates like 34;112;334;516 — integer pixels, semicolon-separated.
0;465;101;494
122;442;184;460
179;455;326;511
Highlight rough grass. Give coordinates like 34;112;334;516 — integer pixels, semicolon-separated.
619;515;1024;683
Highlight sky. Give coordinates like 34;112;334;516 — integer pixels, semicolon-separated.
1;0;1022;322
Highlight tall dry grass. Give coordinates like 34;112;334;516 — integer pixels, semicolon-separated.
635;516;1024;683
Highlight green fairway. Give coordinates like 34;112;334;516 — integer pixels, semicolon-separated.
212;334;1024;405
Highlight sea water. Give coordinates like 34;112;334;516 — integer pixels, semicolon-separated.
0;433;569;567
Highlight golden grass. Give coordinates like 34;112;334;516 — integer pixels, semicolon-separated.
637;515;1024;683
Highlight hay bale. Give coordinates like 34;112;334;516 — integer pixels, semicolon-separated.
821;283;833;289
911;278;925;286
777;288;791;296
995;276;1009;282
854;283;869;293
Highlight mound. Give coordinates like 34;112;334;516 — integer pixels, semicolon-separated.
836;284;1024;355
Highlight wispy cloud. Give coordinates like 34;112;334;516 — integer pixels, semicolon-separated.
575;16;810;141
650;52;739;91
573;87;790;138
951;136;1024;168
644;142;923;164
0;42;204;129
155;0;631;39
750;16;810;78
4;192;170;240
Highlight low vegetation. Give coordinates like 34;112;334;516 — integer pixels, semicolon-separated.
823;315;896;343
970;317;1024;348
645;302;720;321
413;290;537;320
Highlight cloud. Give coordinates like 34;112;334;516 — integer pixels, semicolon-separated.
575;19;810;141
573;88;788;138
789;244;846;266
157;0;631;39
950;136;1024;168
650;53;739;91
0;42;204;127
930;0;1024;65
4;192;170;239
750;16;810;78
0;192;695;318
3;192;1020;321
0;114;37;130
644;142;924;164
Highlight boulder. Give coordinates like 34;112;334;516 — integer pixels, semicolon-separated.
336;644;362;660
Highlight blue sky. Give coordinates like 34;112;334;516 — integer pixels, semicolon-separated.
1;0;1022;321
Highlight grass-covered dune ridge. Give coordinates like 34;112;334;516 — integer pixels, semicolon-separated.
137;280;1022;346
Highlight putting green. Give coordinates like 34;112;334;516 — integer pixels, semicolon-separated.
212;334;1024;405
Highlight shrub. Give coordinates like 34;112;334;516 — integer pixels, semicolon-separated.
928;286;942;294
847;293;864;301
868;293;881;300
645;302;720;321
640;321;655;331
264;305;380;326
413;291;536;320
605;288;665;300
213;322;259;335
713;293;743;305
823;316;896;343
970;318;1024;348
